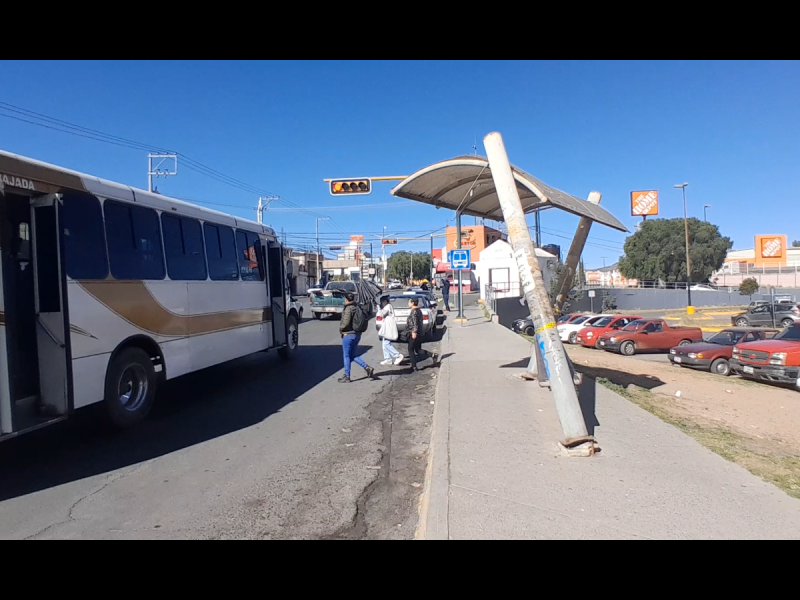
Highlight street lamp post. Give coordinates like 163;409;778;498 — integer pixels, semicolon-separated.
704;204;710;222
382;226;387;285
315;217;330;286
674;183;692;311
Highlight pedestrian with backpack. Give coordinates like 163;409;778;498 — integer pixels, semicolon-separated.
339;293;374;383
377;296;404;366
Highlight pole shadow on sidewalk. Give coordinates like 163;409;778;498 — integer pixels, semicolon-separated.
500;357;600;437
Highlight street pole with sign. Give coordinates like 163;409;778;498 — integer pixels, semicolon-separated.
484;131;595;455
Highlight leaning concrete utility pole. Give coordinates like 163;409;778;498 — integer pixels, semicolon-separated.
483;132;596;454
553;191;602;314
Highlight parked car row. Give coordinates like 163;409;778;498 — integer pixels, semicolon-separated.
557;315;704;356
522;310;800;392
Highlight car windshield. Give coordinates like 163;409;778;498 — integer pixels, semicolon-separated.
557;314;573;324
570;316;591;325
326;282;356;293
775;326;800;341
622;320;646;331
592;317;614;327
708;331;745;346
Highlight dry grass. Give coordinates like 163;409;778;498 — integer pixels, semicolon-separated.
597;378;800;500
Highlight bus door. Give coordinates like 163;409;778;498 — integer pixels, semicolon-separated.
266;241;287;348
30;194;70;420
0;182;13;434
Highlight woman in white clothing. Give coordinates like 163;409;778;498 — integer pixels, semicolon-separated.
377;296;404;366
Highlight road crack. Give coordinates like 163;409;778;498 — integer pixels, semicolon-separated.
23;463;151;540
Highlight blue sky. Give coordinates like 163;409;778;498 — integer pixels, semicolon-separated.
1;60;798;268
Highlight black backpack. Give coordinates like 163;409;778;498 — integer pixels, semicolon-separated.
352;303;369;334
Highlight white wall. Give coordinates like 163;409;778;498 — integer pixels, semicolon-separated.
477;240;557;300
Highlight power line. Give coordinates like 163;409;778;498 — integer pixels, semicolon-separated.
0;100;349;227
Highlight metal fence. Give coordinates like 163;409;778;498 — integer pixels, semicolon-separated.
485;284;498;315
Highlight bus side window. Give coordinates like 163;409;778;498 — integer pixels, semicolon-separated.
61;194;108;280
105;201;165;281
162;214;207;281
235;230;263;282
204;223;239;281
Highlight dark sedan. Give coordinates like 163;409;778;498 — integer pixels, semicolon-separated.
669;327;779;376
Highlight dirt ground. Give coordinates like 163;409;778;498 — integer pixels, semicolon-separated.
564;345;800;498
566;345;800;453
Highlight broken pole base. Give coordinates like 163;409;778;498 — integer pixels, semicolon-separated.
558;437;600;457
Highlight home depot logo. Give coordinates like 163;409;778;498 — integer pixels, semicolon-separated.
631;191;658;216
761;237;783;259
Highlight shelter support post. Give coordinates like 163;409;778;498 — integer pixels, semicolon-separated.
553;191;602;314
456;211;465;322
484;132;597;454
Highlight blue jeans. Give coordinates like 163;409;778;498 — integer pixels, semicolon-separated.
442;292;451;312
382;337;401;361
342;334;369;377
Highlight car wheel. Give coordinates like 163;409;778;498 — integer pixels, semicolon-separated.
104;347;157;429
568;332;577;344
711;358;730;376
678;340;692;346
781;319;794;328
524;326;535;336
620;341;635;356
312;312;320;320
735;318;749;327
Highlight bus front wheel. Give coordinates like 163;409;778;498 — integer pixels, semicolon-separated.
104;347;157;428
279;314;299;360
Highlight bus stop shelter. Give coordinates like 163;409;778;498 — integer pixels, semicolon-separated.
390;143;628;455
390;155;627;231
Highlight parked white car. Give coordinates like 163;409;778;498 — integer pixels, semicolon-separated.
558;314;612;344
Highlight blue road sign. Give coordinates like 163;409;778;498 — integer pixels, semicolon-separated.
448;249;471;270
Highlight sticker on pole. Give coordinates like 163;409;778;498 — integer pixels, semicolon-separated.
448;249;471;270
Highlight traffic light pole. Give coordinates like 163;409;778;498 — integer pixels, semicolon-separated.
484;132;596;455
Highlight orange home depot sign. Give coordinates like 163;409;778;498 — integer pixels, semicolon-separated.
755;234;788;266
631;191;659;217
350;235;364;244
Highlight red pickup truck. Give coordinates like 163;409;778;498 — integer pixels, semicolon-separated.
575;315;642;349
730;323;800;390
596;319;704;356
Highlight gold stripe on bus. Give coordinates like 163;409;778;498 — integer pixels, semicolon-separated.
77;281;273;337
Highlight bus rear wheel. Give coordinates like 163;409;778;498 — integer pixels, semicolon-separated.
104;347;157;428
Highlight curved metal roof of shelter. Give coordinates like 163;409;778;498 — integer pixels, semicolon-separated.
390;155;628;233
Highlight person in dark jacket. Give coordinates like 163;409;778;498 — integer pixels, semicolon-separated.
441;277;451;312
406;297;426;371
339;293;374;383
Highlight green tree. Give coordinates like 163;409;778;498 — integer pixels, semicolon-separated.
387;251;433;283
793;240;800;248
618;218;733;284
549;263;584;313
739;277;760;298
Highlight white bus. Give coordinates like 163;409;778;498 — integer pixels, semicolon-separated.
0;150;300;440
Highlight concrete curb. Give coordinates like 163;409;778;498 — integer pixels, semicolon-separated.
414;323;451;540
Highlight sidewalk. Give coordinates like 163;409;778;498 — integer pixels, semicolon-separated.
418;305;800;540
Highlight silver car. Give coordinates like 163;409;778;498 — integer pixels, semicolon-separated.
377;295;437;341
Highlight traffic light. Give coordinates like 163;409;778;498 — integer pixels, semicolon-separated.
382;239;398;245
330;178;371;195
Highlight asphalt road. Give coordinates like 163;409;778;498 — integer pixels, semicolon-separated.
0;300;443;540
